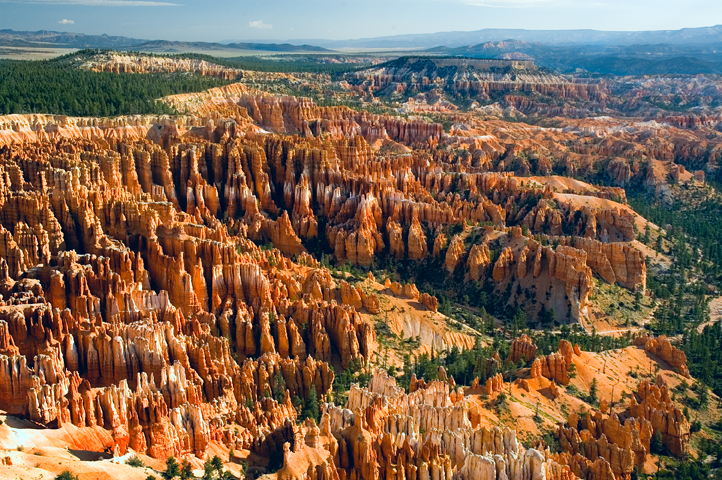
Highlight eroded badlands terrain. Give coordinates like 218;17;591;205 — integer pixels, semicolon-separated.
0;53;719;480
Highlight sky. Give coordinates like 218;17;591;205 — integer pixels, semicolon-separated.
1;0;722;43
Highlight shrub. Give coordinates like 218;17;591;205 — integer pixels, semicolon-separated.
126;456;144;468
55;472;80;480
566;385;583;399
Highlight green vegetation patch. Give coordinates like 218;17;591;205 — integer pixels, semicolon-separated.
0;53;233;117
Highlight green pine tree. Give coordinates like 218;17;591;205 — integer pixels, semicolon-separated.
302;387;320;423
162;456;181;480
588;378;599;407
180;459;193;480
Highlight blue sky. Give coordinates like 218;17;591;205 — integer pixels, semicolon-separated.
1;0;722;42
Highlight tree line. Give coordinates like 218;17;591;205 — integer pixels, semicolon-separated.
0;57;232;117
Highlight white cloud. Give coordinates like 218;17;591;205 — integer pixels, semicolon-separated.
58;18;74;24
1;0;178;6
249;20;272;30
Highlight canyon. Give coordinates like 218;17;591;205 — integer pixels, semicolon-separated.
0;52;717;480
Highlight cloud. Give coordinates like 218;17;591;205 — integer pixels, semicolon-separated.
58;18;74;24
249;20;272;30
1;0;178;6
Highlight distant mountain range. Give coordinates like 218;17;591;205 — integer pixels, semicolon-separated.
425;41;722;75
132;40;329;54
6;26;722;75
0;29;142;49
306;25;722;49
9;25;722;52
0;29;330;53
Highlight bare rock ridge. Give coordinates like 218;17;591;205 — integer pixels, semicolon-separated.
78;53;243;80
353;57;605;104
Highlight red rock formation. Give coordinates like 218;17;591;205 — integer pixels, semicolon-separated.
444;234;465;272
402;283;420;300
485;373;504;395
466;243;491;282
569;237;646;291
629;378;690;456
560;407;652;480
407;215;428;260
509;335;538;364
420;293;439;312
554;371;690;480
340;280;363;310
387;219;404;258
433;232;448;257
492;247;515;282
533;353;570;386
633;335;689;377
0;131;383;462
0;77;708;476
531;342;576;386
311;370;577;480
